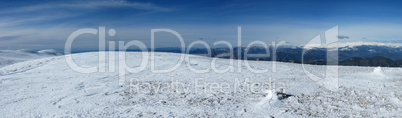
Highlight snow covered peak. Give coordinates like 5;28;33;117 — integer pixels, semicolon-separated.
37;49;64;56
16;49;36;53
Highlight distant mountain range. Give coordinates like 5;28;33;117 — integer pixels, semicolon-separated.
339;56;402;67
152;42;402;67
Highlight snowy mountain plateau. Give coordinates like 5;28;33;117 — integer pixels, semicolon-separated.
0;51;400;117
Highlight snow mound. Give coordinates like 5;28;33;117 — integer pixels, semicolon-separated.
372;67;386;78
256;90;277;107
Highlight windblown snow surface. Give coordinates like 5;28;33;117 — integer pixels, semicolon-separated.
0;49;63;68
0;52;401;117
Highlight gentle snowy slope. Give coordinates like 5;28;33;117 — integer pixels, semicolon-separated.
0;52;400;117
0;49;63;68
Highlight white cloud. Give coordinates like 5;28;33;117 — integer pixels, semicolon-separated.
60;1;171;12
0;13;83;28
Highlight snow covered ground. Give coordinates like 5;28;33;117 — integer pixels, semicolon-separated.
0;49;63;68
0;51;400;117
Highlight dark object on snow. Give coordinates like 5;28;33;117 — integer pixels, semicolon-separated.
277;92;293;100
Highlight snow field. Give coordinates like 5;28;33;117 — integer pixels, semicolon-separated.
0;52;400;117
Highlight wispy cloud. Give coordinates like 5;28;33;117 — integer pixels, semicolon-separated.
0;0;172;28
0;0;171;14
337;35;349;39
0;35;23;40
0;14;81;28
59;1;171;12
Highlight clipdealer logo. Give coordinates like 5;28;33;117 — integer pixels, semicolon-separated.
64;26;339;92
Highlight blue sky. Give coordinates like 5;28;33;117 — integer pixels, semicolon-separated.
1;0;402;51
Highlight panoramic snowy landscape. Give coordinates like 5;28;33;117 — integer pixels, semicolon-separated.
2;0;402;117
0;50;400;117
